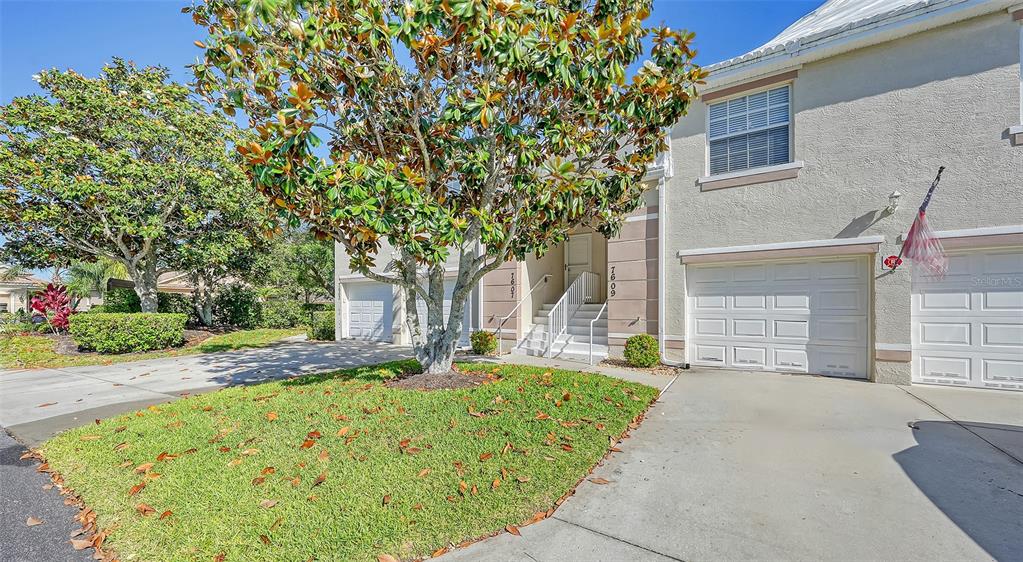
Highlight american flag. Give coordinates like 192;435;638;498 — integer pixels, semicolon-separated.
901;168;948;278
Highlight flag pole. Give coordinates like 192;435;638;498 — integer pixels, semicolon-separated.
890;166;945;271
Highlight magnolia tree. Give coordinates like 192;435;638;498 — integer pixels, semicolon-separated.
0;59;265;313
191;0;703;373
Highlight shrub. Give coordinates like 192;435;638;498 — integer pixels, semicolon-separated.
86;305;108;313
623;333;659;368
30;283;76;332
70;313;186;354
260;300;304;329
158;292;192;315
470;330;498;355
0;312;33;335
102;288;142;313
213;284;261;328
306;311;335;341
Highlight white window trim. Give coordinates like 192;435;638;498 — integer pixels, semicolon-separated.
697;160;804;187
705;82;795;177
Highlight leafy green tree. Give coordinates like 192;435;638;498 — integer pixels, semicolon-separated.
0;59;264;313
248;229;334;304
192;0;703;372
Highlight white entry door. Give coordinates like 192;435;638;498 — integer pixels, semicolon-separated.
565;233;592;289
687;256;869;378
912;248;1023;391
345;282;393;341
415;279;475;347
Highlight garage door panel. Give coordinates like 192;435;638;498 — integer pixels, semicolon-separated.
346;282;393;341
808;346;865;379
912;247;1022;391
688;256;868;379
816;259;863;281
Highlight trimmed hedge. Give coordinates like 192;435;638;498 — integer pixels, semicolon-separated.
70;313;186;354
102;288;142;313
259;300;304;329
306;311;335;341
623;333;659;368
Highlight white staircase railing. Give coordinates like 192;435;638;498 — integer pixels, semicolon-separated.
589;301;608;365
546;271;598;358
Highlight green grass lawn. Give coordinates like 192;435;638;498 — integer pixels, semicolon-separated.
41;361;657;561
0;328;304;370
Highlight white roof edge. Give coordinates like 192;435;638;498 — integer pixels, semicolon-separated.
677;235;884;258
705;0;1015;88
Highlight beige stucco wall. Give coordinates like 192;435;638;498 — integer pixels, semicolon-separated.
664;12;1023;381
0;287;31;313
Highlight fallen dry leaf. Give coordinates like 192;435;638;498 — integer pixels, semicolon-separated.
79;435;102;441
26;517;43;526
259;534;271;545
128;482;146;496
479;452;493;462
261;466;275;475
70;538;92;550
336;426;350;437
431;546;448;557
516;476;531;483
270;517;283;532
37;402;57;408
417;468;431;478
241;448;260;456
307;430;322;440
134;463;154;474
382;494;391;506
136;503;156;516
506;524;521;536
377;555;399;562
259;499;277;509
492;478;501;490
300;439;315;449
159;510;172;520
313;472;327;487
251;477;265;486
266;411;278;421
588;477;612;485
318;449;329;462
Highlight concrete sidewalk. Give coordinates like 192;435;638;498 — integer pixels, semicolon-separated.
441;370;1023;561
0;340;411;446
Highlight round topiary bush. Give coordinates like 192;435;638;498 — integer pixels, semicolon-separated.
470;330;498;355
623;333;659;368
69;313;186;354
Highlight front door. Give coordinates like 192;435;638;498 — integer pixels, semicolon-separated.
565;233;592;290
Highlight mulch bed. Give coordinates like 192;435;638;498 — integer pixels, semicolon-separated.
600;358;685;377
385;365;499;390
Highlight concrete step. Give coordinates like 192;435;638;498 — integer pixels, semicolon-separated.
539;302;605;313
527;322;607;337
511;340;608;363
532;317;608;328
520;332;608;347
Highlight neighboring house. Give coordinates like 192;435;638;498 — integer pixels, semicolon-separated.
336;0;1023;391
0;269;46;313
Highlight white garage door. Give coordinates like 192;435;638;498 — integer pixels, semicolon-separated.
687;256;869;378
912;248;1023;391
345;282;393;341
415;280;474;347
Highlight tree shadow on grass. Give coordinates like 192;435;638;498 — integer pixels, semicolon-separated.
279;359;422;387
893;420;1023;561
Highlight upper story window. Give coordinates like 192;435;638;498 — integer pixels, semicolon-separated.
708;85;791;175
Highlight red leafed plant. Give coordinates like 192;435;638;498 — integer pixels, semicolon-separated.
30;283;76;332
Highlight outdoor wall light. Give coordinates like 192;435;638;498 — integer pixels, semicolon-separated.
885;190;901;215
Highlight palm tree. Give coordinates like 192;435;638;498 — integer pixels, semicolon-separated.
65;259;126;301
0;265;27;282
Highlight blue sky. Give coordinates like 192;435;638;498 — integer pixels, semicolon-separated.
1;0;820;103
1;0;819;275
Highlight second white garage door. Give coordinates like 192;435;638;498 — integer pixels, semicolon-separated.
912;248;1022;391
686;256;869;378
345;282;393;341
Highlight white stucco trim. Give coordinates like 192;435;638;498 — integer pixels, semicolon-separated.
677;235;885;259
625;212;658;223
876;343;912;352
933;224;1023;239
698;161;805;191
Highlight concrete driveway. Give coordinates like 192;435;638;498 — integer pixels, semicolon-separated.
441;369;1023;561
0;340;411;446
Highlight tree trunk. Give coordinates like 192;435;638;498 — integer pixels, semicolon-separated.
411;265;469;375
132;266;160;313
